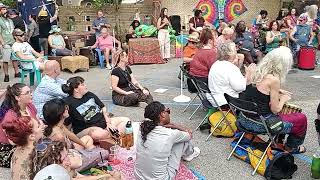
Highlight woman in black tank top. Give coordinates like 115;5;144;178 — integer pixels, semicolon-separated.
238;47;307;154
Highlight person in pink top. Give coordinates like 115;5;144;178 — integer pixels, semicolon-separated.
91;27;121;70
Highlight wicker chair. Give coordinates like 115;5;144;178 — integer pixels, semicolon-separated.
61;55;89;74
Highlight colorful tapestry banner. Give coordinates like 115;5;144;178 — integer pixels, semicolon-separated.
194;0;247;26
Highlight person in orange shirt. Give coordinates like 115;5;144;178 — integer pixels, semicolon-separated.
183;32;200;70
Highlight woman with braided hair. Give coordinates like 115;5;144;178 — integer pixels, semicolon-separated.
134;101;200;180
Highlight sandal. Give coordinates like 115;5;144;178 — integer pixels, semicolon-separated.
287;146;307;154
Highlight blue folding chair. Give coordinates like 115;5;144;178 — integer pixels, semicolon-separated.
95;48;112;69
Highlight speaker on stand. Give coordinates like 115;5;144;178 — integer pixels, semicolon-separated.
170;15;181;36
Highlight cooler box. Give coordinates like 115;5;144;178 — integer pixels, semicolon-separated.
298;46;316;70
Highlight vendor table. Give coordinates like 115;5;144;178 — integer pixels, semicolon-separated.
128;38;164;65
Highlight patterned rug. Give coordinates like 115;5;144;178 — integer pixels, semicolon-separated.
110;147;197;180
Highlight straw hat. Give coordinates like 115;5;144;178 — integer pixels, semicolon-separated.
187;32;200;42
49;25;61;34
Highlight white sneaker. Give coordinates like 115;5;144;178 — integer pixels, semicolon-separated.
183;147;200;162
106;64;112;70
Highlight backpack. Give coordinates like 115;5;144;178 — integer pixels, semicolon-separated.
231;133;297;179
209;111;237;137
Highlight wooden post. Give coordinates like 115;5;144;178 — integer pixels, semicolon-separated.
153;0;161;26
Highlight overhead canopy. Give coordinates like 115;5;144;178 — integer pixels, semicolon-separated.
18;0;56;24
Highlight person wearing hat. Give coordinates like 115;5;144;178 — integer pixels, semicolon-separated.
183;32;199;64
12;28;46;70
0;3;21;82
48;25;72;56
38;5;58;56
290;14;314;65
7;9;26;32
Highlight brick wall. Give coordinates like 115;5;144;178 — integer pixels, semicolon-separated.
160;0;281;26
58;4;154;34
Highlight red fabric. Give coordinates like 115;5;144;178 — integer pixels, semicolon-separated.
189;48;217;77
128;38;164;65
0;104;37;143
280;113;307;137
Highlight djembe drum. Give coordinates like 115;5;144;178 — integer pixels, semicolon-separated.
280;104;302;115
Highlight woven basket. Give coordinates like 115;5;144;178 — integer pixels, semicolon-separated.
61;55;89;73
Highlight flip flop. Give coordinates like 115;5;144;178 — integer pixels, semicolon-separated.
288;146;306;154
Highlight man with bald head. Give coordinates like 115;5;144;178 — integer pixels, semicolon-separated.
33;60;68;119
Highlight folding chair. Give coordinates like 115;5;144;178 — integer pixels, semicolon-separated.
190;77;218;130
179;65;199;113
11;52;42;86
224;93;278;176
94;48;112;69
202;90;235;141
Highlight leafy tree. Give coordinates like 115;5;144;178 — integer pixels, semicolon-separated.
92;0;123;40
92;0;122;9
2;0;16;9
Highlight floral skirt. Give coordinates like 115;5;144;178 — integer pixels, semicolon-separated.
0;143;15;168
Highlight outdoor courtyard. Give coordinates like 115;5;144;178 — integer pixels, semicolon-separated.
0;58;319;179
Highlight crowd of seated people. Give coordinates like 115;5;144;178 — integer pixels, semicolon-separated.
0;76;131;179
0;3;319;179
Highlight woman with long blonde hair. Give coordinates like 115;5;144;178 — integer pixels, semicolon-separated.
238;46;307;154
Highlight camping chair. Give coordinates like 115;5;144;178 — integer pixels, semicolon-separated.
190;77;218;130
179;65;199;113
224;93;278;176
94;48;112;69
11;52;42;86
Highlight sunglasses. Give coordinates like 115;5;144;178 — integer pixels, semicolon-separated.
16;33;25;37
164;107;171;114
